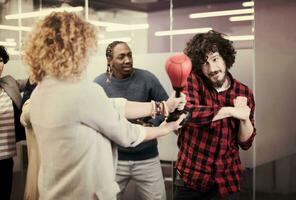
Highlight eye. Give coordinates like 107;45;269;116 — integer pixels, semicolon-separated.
212;56;220;62
117;55;124;60
202;61;209;66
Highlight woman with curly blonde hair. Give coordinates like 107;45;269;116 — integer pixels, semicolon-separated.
21;11;186;200
23;11;97;82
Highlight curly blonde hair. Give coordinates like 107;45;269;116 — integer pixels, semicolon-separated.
22;11;97;82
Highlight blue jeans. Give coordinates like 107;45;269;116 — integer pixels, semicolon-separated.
174;184;239;200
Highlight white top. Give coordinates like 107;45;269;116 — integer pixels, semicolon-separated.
0;89;16;159
30;76;146;200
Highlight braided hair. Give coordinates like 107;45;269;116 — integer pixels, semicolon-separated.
105;41;126;59
105;41;127;82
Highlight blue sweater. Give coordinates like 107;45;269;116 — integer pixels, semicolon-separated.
94;68;168;160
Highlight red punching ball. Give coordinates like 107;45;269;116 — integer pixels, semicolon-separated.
165;53;192;93
165;53;192;123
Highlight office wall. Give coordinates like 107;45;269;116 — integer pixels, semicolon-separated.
255;0;296;167
254;0;296;195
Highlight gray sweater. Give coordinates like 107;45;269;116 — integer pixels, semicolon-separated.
94;68;168;160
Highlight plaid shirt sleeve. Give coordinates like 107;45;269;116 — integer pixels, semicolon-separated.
184;73;221;126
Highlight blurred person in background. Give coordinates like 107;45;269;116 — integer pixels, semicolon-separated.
0;45;27;200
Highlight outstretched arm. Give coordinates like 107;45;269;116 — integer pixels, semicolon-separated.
80;84;186;148
143;114;185;141
112;92;186;119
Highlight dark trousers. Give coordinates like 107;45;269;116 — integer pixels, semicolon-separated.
0;158;14;200
174;184;239;200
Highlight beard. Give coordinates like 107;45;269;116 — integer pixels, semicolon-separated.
211;78;225;88
208;70;227;88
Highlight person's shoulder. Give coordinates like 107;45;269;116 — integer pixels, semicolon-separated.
233;78;254;94
134;68;158;80
81;79;104;91
70;80;106;102
135;68;153;75
0;75;19;88
93;73;107;84
233;78;249;88
188;71;205;86
1;75;15;82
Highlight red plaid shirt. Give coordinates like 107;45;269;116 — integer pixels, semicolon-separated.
176;72;256;198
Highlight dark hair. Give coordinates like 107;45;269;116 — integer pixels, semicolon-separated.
105;41;127;59
184;30;236;73
0;45;10;64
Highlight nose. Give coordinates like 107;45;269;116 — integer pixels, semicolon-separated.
124;56;132;64
207;61;218;72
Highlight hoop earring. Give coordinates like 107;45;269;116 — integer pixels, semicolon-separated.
106;64;112;83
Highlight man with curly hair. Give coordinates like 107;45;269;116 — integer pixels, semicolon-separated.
174;30;256;200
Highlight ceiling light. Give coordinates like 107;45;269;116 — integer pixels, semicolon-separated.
88;20;149;31
131;0;158;3
189;8;254;19
6;48;21;55
0;25;32;31
5;6;83;19
155;27;212;36
226;35;254;41
88;20;127;27
98;37;132;44
229;15;254;22
242;1;254;7
0;41;17;47
106;24;149;32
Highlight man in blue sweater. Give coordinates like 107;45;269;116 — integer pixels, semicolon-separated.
94;41;168;200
